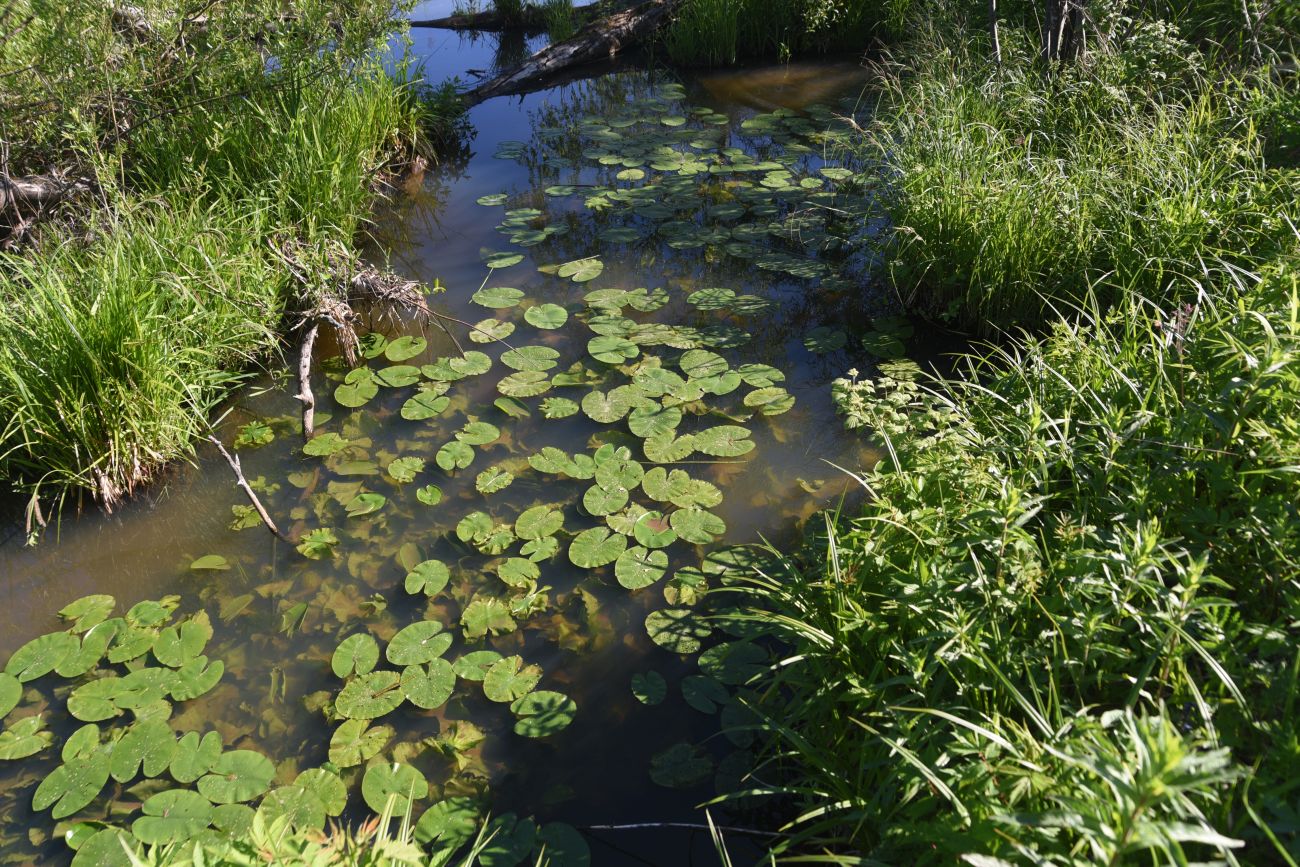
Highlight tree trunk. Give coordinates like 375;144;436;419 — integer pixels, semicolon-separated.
0;173;93;212
464;0;683;105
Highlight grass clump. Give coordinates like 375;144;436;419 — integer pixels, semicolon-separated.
0;1;462;510
729;246;1300;863
859;34;1298;330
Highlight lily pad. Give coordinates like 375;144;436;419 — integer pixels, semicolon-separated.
258;785;326;832
502;346;560;372
645;608;711;654
631;671;667;706
387;622;452;666
614;546;669;590
416;484;444;506
110;719;176;782
400;659;456;710
515;506;564;540
744;386;795;416
472;286;526;308
131;790;213;845
511;691;577;738
385;335;428;362
497;558;541;589
303;432;352;456
169;731;222;784
476;466;515;494
682;675;730;714
344;492;387;518
0;673;21;719
0;715;52;760
483;656;542;703
335;670;404;720
457;421;500;446
452;651;503;682
556;257;604;283
6;631;78;682
541;397;580;418
693;425;755;457
568;527;627;569
402;390;451;421
498;370;552;397
436;441;475;471
483;252;524;270
33;750;111;818
495;396;531;418
59;595;116;633
461;597;516;640
628;404;682;439
362;762;429;814
588;335;639;364
649;743;713;789
197;750;274;805
328;719;393;767
388;456;425;483
583;483;628;516
331;634;380;679
334;369;378;408
524;304;569;329
670;508;727;544
469;318;515;344
415;797;482;849
405;560;451;597
633;511;677;549
296;768;347;817
376;365;422;388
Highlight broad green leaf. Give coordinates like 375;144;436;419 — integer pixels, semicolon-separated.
153;614;212;668
361;762;429;814
483;252;524;270
645;609;711;654
415;797;481;849
472;286;525;308
345;492;387;518
303;433;352;456
334;369;378;408
436;440;475;471
33;751;110;818
0;673;21;719
258;785;326;832
497;558;540;589
376;365;421;388
568;527;627;569
469;318;515;344
295;768;347;817
501;345;560;372
494;396;531;418
6;631;77;682
405;560;451;597
693;425;755;457
476;466;515;494
699;642;768;685
331;634;380;679
682;675;729;714
515;506;563;540
670;508;726;544
583;483;628;516
511;691;577;738
680;350;728;379
541;397;580;418
197;750;274;804
170;656;223;701
615;546;668;590
385;336;427;362
0;715;52;760
457;421;500;446
588;335;638;364
110;719;176;782
452;651;503;682
631;671;667;706
402;390;451;421
388;457;425;483
633;511;677;549
461;597;516;640
524;304;568;329
296;528;339;560
498;370;552;397
328;719;392;767
483;656;542;703
335;670;404;720
387;622;452;666
131;790;212;845
416;484;443;506
628;404;682;439
744;387;795;416
556;257;604;283
400;659;456;710
59;595;115;633
169;731;221;784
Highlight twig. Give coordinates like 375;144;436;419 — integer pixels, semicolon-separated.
207;435;283;539
430;309;516;351
297;322;319;440
582;822;780;839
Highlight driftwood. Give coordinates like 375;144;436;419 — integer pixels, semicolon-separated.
464;0;682;105
296;323;320;440
208;435;283;539
0;172;93;212
410;3;604;31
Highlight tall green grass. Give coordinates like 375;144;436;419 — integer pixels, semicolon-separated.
665;0;884;66
859;32;1298;331
726;246;1300;863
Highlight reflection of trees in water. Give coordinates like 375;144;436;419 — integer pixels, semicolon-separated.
493;29;532;72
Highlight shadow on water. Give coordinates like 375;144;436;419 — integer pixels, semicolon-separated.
0;16;897;866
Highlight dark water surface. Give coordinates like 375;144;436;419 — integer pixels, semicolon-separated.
0;16;880;865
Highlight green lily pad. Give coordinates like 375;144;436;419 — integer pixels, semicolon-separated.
457;421;500;446
345;492;387;518
67;677;125;722
556;257;604;283
484;252;524;270
388;456;425;483
335;670;404;720
481;814;538;867
568;527;627;569
416;484;443;506
461;597;516;640
645;608;712;654
614;546;668;589
402;389;451;421
670;508;727;544
633;511;677;549
57;621;117;678
400;659;456;710
362;762;429;814
693;425;755;457
452;651;503;682
472;286;526;308
258;784;326;832
497;558;541;589
643;432;696;463
588;335;639;364
495;396;531;418
516;506;563;540
0;715;52;760
385;335;428;362
476;466;515;494
6;631;78;682
331;634;380;679
303;432;352;456
334;369;378;408
415;797;482;849
583;483;628;516
744;386;795;416
0;673;21;719
295;768;348;817
169;731;222;784
477;193;508;206
110;719;176;782
153;614;212;668
524;304;569;329
59;595;115;632
628;404;682;439
170;656;223;701
680;350;728;379
483;656;542;703
631;671;667;706
541;397;580;418
501;346;560;372
405;560;451;597
498;370;553;397
649;742;713;789
387;622;452;666
376;365;422;388
582;388;635;423
450;351;493;377
536;822;592;867
197;750;274;805
131;789;213;845
436;440;475;471
511;691;577;738
328;719;393;767
33;750;110;818
682;675;730;714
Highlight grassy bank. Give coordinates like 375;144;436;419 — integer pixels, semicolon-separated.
0;0;454;511
709;3;1300;865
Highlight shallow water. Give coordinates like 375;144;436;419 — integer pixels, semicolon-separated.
0;18;884;866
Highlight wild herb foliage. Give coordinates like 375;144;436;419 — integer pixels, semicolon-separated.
856;34;1299;330
727;247;1300;862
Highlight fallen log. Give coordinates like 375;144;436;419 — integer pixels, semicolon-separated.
410;3;604;31
464;0;682;105
296;322;319;440
0;172;93;212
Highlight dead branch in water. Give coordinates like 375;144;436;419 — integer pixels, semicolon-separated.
463;0;682;105
208;435;283;539
296;322;319;440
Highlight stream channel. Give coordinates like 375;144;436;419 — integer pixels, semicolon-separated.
0;7;892;864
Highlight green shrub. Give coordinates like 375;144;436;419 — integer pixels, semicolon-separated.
726;247;1300;863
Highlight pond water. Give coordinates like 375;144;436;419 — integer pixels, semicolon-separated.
0;13;890;866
